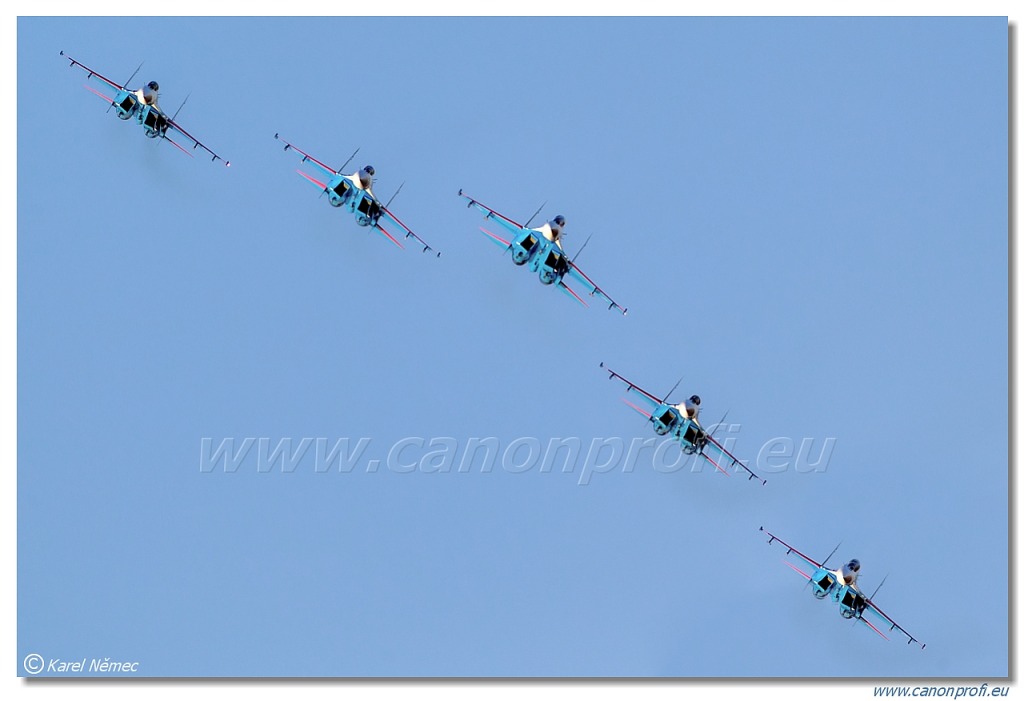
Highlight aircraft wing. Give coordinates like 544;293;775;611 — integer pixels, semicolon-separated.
860;596;925;648
166;116;230;166
759;528;824;572
61;52;126;94
566;262;627;315
458;190;528;241
378;205;440;256
274;134;337;180
704;432;765;484
599;364;666;414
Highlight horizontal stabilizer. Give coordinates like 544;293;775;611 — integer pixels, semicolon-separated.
782;560;812;580
859;616;891;641
479;227;511;249
557;281;589;308
700;451;730;476
296;170;327;190
163;134;194;158
83;84;114;104
621;397;653;418
374;223;405;250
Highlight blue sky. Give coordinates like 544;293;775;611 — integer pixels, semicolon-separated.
16;16;1007;679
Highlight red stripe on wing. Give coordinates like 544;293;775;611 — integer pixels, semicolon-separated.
761;529;825;571
382;206;432;251
461;193;525;230
164;135;195;158
296;170;327;190
480;227;511;247
701;451;730;476
559;281;589;308
63;55;125;92
567;263;624;314
375;223;405;250
601;367;664;407
383;206;413;236
489;210;523;230
82;84;114;104
167;118;229;166
705;433;764;483
283;142;335;175
621;398;653;418
860;616;891;641
568;261;600;289
782;560;812;580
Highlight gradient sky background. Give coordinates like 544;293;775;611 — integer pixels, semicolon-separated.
17;16;1007;678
